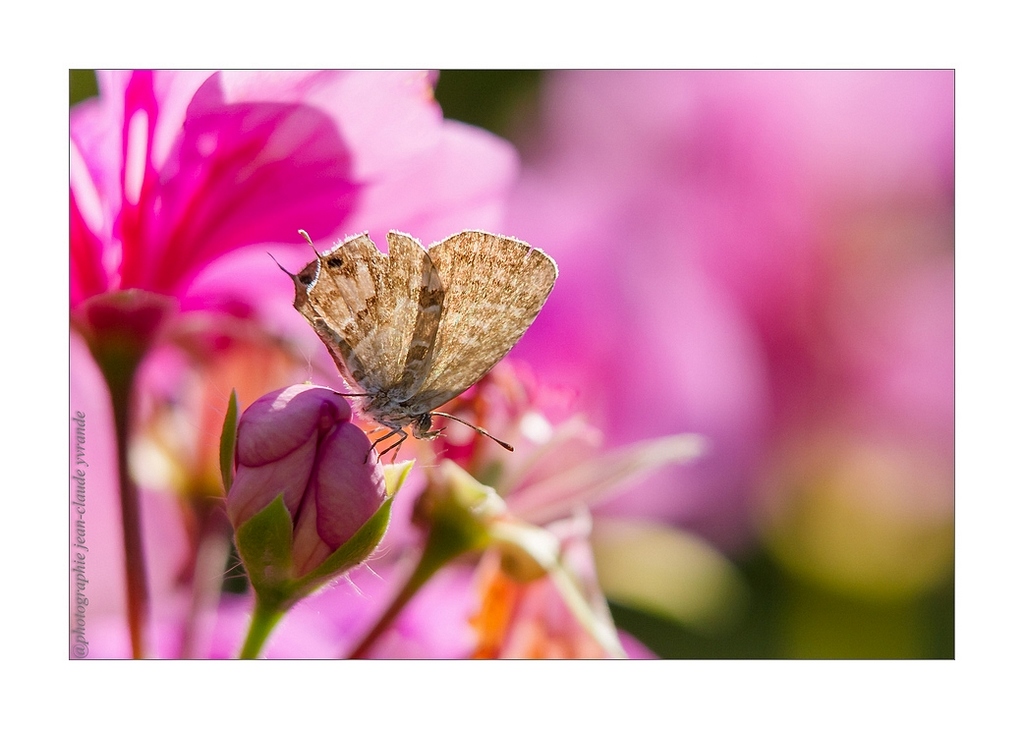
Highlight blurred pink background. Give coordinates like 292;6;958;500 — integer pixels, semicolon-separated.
500;72;953;655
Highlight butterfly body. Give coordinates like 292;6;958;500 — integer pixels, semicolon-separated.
284;230;557;453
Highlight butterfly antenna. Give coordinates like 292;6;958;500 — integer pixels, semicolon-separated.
267;252;292;275
429;412;514;452
297;229;321;258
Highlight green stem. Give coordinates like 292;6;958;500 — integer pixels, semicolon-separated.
347;515;482;658
239;598;286;659
346;550;446;659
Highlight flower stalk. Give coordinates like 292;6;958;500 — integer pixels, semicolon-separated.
346;482;491;658
74;290;175;658
106;360;149;659
239;597;287;660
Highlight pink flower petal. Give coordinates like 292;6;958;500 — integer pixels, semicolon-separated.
313;422;387;548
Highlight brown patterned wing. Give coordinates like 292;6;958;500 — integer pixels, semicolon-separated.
407;231;558;411
290;232;444;399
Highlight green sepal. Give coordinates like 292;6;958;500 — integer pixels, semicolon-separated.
417;462;501;572
383;459;415;498
219;389;239;495
295;496;395;595
235;494;295;606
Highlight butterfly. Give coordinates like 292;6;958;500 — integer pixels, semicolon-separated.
279;229;558;457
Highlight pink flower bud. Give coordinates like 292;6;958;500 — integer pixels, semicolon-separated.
227;384;386;577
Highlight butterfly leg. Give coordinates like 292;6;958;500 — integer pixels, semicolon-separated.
370;428;408;462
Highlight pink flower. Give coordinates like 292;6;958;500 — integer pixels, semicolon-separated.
470;511;656;658
349;366;706;658
70;70;520;385
227;385;387;578
71;70;518;311
82;367;699;658
72;72;345;304
69;70;519;657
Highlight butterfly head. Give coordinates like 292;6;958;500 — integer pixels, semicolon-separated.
410;412;444;441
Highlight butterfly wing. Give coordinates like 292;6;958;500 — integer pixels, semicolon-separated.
407;231;558;412
291;232;444;399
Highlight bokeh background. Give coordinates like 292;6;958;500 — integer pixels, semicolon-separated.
70;70;953;658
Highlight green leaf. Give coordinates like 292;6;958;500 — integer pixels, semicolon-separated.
235;495;295;605
591;518;747;635
219;389;239;495
296;496;395;594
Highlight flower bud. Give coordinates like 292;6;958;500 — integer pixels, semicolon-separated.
226;385;388;593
